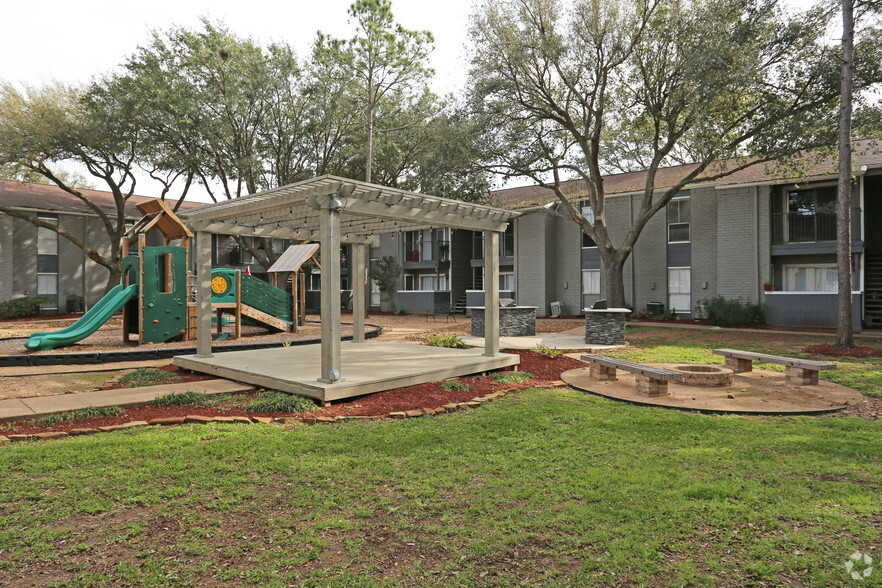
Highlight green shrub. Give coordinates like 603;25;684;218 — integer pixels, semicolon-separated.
533;344;563;359
119;368;178;388
0;297;47;319
246;390;316;413
35;406;122;426
488;371;533;385
697;296;766;328
149;391;211;407
426;333;468;349
441;379;472;392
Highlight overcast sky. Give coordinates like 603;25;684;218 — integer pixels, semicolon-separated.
0;0;474;95
1;0;821;199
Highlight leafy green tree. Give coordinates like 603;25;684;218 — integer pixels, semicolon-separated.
368;255;402;311
469;0;881;307
0;82;194;290
319;0;435;184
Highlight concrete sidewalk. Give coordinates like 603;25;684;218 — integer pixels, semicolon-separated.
0;379;254;423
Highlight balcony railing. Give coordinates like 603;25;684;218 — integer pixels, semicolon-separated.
771;212;836;245
472;234;515;259
404;240;449;263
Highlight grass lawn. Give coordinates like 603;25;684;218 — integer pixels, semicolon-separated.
619;326;882;397
1;388;880;586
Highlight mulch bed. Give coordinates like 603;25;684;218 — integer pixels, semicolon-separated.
0;351;586;437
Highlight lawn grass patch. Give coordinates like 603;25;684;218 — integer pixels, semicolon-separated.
488;371;532;385
118;367;177;388
148;390;212;408
35;406;123;427
0;388;878;586
245;389;317;413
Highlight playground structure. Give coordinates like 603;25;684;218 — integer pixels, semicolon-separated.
26;199;305;351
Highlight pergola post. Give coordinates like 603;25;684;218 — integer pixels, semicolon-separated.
483;230;500;357
319;195;342;383
352;242;367;343
195;231;213;358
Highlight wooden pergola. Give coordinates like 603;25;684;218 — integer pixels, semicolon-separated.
179;175;520;385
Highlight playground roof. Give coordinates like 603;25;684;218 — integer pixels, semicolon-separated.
179;175;519;243
266;243;320;274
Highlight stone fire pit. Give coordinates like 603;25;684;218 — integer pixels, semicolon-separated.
670;365;734;387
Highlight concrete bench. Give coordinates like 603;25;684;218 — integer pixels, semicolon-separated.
580;354;683;397
712;348;836;386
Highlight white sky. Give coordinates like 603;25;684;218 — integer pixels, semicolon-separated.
0;0;822;199
0;0;474;95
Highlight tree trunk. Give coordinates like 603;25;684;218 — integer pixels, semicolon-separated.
366;103;374;184
836;0;855;348
104;265;122;294
602;255;629;308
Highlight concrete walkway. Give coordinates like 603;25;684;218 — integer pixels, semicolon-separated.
460;331;621;352
0;379;255;423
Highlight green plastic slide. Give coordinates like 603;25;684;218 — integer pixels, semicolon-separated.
24;284;139;351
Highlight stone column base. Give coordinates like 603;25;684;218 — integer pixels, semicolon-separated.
786;366;818;386
635;375;667;397
725;357;753;373
590;364;617;381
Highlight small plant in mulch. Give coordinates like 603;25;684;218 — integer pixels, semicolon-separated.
245;390;317;414
426;333;468;349
149;391;212;408
441;379;472;392
35;406;123;427
532;343;563;359
488;371;533;385
119;368;178;388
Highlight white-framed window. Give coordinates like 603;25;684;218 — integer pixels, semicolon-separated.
37;215;59;308
308;272;321;291
370;279;381;306
582;269;600;295
784;264;837;292
419;274;448;291
667;197;690;243
580;205;596;248
499;272;515;291
668;267;691;313
404;273;416;291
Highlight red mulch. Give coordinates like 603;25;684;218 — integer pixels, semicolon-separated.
99;364;216;391
1;351;587;437
804;344;882;358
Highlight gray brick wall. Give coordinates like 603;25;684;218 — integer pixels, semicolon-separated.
13;219;37;298
516;211;553;315
631;194;669;313
0;215;12;301
58;215;86;309
85;217;112;305
553;215;583;315
716;186;762;301
603;195;635;307
691;186;718;306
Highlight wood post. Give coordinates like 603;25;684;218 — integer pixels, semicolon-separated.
319;197;342;383
195;231;213;358
352;243;367;343
137;233;146;345
483;230;500;357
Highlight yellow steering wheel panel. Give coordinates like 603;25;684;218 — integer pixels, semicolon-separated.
211;275;230;295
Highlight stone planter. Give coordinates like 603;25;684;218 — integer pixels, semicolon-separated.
583;308;631;345
470;306;538;337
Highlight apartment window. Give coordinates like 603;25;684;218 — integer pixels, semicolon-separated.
472;231;484;259
308;271;321;291
784;187;836;243
668;267;691;313
784;264;837;292
37;215;59;308
499;272;515;291
404;273;416;291
501;224;515;257
667;197;690;243
419;274;448;291
581;206;596;247
582;270;600;295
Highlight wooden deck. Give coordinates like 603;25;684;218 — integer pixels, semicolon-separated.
174;341;520;404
